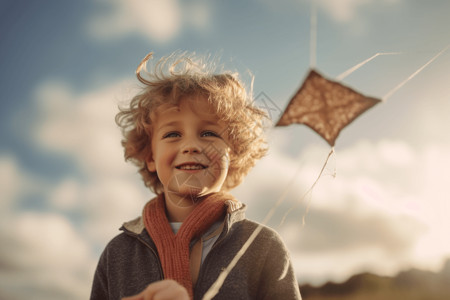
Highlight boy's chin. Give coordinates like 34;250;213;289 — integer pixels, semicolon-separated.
166;187;203;207
165;173;225;207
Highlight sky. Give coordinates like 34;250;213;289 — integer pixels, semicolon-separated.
1;0;450;299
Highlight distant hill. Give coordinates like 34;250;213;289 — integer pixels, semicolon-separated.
300;259;450;300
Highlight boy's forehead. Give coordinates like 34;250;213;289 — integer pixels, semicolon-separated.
153;95;216;119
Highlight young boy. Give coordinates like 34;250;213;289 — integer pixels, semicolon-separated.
90;52;301;300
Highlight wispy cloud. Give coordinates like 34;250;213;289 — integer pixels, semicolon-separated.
87;0;212;43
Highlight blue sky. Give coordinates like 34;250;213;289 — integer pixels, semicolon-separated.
1;0;450;299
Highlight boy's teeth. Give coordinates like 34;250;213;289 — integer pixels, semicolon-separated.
179;165;204;170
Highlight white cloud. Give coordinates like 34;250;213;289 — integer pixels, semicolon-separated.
317;0;369;23
252;0;403;35
49;177;82;210
78;177;149;244
235;133;450;285
32;79;152;244
0;79;154;299
315;0;401;23
0;213;96;300
87;0;211;43
33;79;136;176
259;0;401;26
0;154;99;299
0;155;48;213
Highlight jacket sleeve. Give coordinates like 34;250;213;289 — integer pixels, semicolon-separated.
258;228;302;300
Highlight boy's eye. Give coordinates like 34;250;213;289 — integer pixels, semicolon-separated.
163;131;181;138
201;130;220;138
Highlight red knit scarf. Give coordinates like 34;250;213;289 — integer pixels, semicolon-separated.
143;192;232;298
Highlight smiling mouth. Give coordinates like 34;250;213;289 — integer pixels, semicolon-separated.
176;163;207;170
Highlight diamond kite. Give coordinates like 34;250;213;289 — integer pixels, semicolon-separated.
276;69;381;147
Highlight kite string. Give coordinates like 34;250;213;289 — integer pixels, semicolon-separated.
383;45;449;101
278;147;335;228
202;147;335;300
336;52;402;81
202;219;264;300
310;0;317;68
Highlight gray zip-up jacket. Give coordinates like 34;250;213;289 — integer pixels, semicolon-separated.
90;204;302;300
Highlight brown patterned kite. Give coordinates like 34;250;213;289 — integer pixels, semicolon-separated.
276;69;381;147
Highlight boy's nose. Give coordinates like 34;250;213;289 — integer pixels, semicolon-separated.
182;143;201;154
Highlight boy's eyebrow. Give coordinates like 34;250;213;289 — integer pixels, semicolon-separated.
155;121;180;131
200;120;222;126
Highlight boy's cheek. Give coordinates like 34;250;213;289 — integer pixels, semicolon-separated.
206;149;230;167
202;143;230;162
209;155;231;176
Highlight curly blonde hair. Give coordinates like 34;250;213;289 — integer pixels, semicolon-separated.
116;52;268;194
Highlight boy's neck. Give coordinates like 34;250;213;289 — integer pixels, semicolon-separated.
164;193;202;222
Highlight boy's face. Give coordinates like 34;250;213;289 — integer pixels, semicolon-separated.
147;95;231;207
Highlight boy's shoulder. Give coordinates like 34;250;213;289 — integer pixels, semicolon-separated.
217;206;289;255
236;218;287;246
99;217;148;256
122;215;145;235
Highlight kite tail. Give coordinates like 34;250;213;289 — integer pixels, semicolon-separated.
279;147;336;228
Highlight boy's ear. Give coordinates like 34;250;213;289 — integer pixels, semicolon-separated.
146;158;156;172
